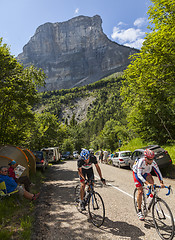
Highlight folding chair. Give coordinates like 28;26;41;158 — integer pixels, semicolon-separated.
0;181;20;204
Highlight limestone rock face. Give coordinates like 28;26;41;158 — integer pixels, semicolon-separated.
17;15;139;91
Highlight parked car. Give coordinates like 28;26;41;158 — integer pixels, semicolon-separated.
41;147;60;162
61;151;72;160
32;150;48;171
128;145;172;170
73;151;79;159
111;151;132;168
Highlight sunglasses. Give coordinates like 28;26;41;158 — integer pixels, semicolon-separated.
146;158;154;161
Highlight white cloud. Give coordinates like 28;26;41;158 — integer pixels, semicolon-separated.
134;17;147;28
117;21;126;26
124;38;145;49
111;27;145;43
74;8;79;15
111;19;147;49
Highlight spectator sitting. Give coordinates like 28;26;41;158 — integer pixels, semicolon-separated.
0;166;39;201
8;160;34;192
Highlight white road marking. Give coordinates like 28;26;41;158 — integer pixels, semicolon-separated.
107;182;134;198
95;175;133;198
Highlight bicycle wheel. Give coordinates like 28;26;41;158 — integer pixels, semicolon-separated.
88;191;105;227
75;184;81;212
152;198;174;240
133;188;147;217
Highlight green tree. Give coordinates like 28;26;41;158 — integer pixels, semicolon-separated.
29;112;68;150
69;125;85;153
121;0;175;144
70;114;77;126
99;119;119;152
61;138;74;154
0;38;45;145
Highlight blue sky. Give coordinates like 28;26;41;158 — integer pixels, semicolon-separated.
1;0;151;56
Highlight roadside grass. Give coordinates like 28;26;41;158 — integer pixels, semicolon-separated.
0;169;45;240
162;144;175;164
119;138;147;152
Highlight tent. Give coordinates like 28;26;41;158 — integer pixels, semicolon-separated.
0;145;29;177
22;149;36;174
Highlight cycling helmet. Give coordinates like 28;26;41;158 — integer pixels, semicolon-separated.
144;149;155;159
80;149;90;161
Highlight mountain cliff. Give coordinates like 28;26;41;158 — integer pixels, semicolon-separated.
17;15;139;91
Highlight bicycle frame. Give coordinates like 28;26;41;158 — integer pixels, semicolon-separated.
137;184;171;218
147;185;171;209
75;179;105;227
84;180;95;205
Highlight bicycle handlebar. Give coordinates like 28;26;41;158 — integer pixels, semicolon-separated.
146;185;171;196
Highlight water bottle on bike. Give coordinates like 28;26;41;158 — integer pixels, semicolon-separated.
147;192;153;206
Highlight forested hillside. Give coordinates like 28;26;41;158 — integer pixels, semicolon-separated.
35;72;127;152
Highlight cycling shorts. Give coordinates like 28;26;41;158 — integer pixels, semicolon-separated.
80;167;94;183
133;171;151;187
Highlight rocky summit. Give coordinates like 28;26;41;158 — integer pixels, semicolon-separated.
17;15;139;91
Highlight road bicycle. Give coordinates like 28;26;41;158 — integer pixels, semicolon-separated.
75;180;105;227
134;184;174;240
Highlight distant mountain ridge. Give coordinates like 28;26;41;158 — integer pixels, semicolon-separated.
17;15;139;91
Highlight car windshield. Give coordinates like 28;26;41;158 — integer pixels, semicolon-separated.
63;152;70;155
33;152;43;160
33;152;42;157
120;152;131;157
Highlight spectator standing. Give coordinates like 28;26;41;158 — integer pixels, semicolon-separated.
99;149;103;163
103;150;108;163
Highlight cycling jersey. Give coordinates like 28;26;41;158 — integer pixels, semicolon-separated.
77;155;97;169
133;157;163;183
77;155;98;182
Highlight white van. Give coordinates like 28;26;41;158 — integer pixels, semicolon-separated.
41;147;60;162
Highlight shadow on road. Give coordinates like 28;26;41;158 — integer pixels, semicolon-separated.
32;162;146;240
100;217;145;240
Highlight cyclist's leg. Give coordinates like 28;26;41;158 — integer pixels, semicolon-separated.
133;172;144;220
145;173;154;184
133;172;144;209
137;186;143;209
79;169;87;210
87;167;94;188
137;187;145;221
80;169;86;201
80;182;85;200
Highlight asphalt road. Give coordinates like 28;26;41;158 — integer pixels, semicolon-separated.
32;160;175;240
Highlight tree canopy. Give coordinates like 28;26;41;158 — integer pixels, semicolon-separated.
121;0;175;144
0;38;46;145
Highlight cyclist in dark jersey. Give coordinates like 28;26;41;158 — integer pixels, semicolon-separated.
77;149;106;210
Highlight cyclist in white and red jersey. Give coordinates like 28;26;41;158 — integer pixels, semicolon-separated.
133;149;165;221
77;149;106;210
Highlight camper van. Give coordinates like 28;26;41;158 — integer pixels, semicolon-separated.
41;147;60;162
